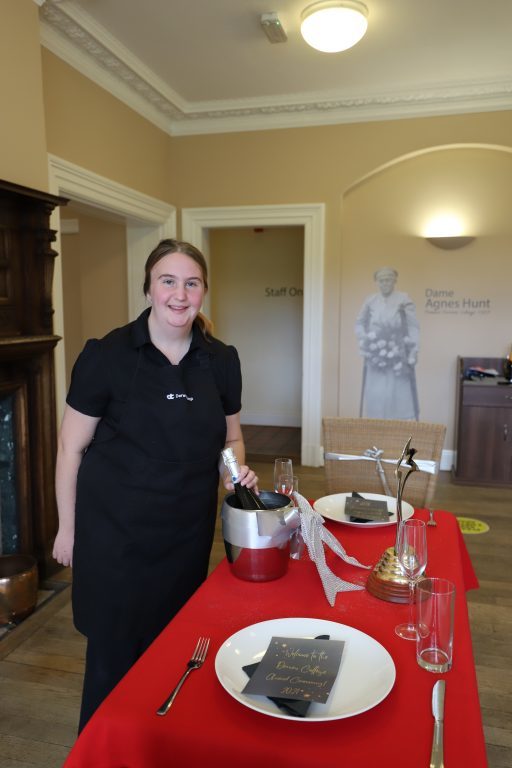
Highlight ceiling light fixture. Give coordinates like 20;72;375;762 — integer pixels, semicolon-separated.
300;1;368;53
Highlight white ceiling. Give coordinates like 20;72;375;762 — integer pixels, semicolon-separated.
39;0;512;136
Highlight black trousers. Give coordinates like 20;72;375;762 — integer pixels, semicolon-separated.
78;626;159;733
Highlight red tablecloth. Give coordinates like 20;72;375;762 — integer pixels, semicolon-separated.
64;509;487;768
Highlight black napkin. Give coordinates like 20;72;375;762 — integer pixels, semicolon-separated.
348;491;391;523
242;634;329;718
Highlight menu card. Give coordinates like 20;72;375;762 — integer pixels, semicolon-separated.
242;636;345;704
346;495;391;522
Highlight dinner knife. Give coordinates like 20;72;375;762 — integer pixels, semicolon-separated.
430;680;445;768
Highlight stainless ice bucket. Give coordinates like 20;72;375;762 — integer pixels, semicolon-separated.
221;490;300;582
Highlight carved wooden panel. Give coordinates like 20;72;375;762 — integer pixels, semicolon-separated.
0;179;67;577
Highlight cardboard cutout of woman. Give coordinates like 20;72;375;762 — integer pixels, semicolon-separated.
355;267;420;420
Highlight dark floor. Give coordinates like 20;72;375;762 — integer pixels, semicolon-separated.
243;424;301;463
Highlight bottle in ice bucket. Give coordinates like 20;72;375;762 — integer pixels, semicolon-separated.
221;447;267;510
220;449;299;581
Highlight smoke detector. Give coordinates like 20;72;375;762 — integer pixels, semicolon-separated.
260;13;288;43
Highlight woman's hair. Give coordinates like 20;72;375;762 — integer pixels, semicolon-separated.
143;238;213;337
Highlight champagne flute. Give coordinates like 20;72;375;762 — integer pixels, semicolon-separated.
395;518;427;640
274;458;293;495
276;473;294;496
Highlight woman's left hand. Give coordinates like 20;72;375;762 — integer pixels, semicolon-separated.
223;464;259;493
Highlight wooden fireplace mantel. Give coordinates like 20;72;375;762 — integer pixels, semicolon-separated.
0;178;68;577
0;335;61;358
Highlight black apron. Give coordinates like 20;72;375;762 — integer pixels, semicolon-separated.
72;344;227;641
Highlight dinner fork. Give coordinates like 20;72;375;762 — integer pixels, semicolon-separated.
156;636;210;716
427;508;437;527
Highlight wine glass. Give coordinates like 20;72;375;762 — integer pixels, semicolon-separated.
395;518;427;640
274;458;293;495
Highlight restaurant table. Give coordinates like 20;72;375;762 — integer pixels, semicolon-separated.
64;509;487;768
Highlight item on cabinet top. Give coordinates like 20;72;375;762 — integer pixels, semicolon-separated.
464;366;499;380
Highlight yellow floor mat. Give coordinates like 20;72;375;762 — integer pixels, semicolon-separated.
457;517;490;534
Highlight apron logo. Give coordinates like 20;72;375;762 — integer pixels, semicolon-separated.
166;393;194;402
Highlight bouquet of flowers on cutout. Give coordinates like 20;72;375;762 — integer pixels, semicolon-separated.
359;321;414;375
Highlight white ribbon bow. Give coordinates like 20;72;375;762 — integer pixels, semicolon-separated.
324;446;437;495
293;492;370;607
324;449;437;474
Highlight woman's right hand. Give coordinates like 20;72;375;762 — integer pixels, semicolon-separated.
52;528;74;567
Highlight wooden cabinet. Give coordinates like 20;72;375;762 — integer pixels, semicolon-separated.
0;178;67;576
454;356;512;485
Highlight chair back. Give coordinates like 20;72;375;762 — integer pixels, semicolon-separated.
322;418;446;508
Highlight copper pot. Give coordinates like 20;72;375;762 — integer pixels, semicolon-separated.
0;554;38;625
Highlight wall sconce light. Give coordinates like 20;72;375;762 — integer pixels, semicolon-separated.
423;214;474;250
425;236;475;250
300;1;369;53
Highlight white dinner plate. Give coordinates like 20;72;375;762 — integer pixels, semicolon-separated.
313;492;414;528
215;617;396;722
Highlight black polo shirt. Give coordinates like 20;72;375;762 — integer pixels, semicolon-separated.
67;309;242;432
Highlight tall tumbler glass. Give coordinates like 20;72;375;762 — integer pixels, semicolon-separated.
416;577;455;673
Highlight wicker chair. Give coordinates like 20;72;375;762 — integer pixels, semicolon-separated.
322;418;446;509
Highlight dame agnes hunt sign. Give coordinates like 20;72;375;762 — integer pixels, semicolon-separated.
424;288;491;315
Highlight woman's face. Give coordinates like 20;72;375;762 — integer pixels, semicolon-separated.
147;251;205;332
376;272;396;296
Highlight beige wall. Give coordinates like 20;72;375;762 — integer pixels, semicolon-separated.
61;205;128;385
41;49;172;203
340;146;512;448
0;0;48;189
168;116;512;457
210;227;304;426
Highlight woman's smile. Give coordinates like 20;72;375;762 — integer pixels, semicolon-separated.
147;251;205;332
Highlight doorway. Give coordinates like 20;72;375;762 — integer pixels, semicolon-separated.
209;226;303;429
182;203;325;466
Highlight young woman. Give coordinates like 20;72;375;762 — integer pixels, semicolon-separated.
53;239;257;730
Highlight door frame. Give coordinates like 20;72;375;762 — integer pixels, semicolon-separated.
182;204;325;466
48;154;176;421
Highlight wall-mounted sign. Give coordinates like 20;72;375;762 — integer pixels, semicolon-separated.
265;286;303;297
424;289;491;315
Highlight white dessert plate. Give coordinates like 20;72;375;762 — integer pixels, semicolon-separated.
215;617;396;721
313;492;414;528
